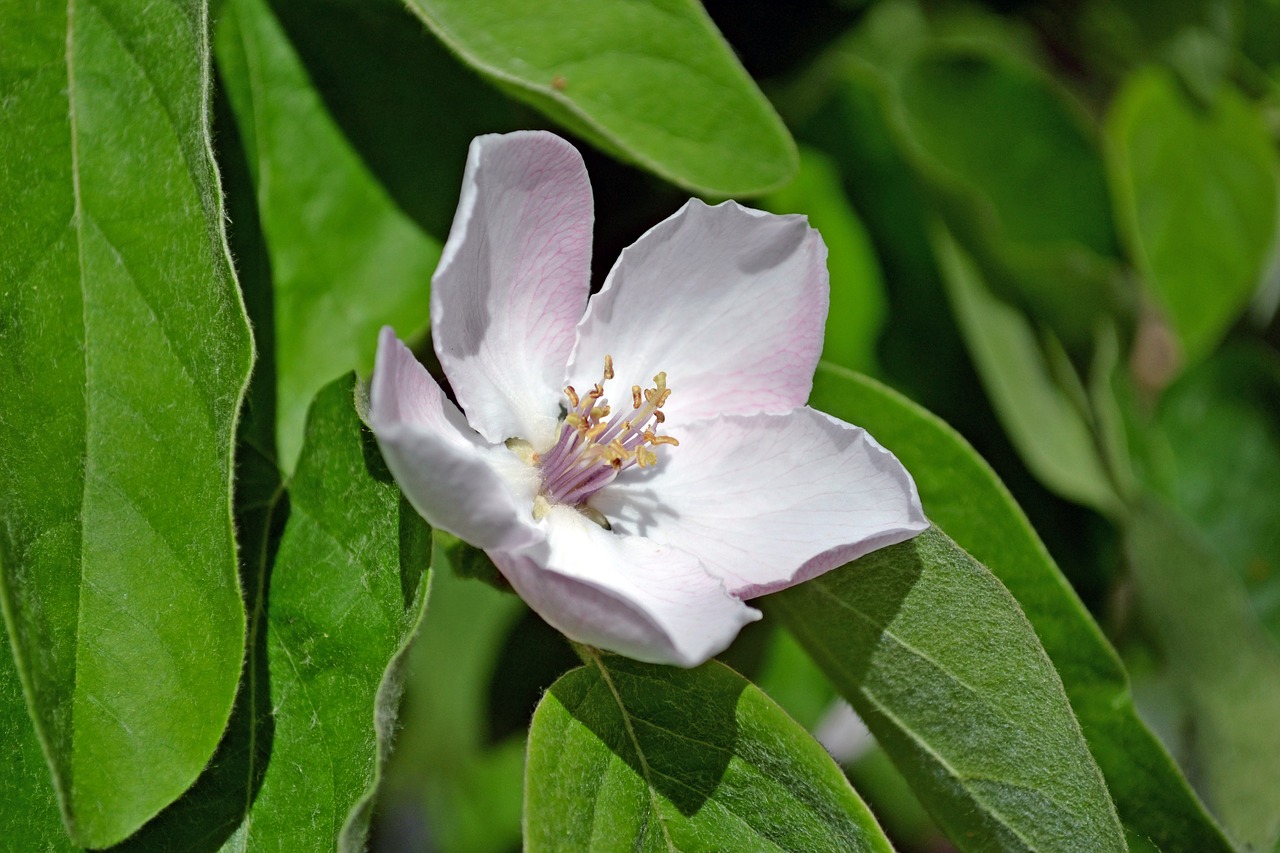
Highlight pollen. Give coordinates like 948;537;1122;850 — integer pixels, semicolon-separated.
535;355;679;508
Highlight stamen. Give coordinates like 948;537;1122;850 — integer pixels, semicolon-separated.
535;358;680;509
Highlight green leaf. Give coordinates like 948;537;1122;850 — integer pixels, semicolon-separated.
762;146;888;375
1152;344;1280;642
770;527;1126;852
0;0;253;844
263;0;520;241
1107;67;1279;365
215;0;441;470
891;47;1126;345
801;364;1233;852
526;650;894;852
933;228;1125;517
402;0;798;196
115;376;433;852
1126;500;1280;851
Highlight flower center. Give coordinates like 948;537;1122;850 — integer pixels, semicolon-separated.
533;355;678;509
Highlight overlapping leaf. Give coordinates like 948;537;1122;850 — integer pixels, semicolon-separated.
791;364;1232;852
115;376;433;852
770;526;1126;852
1127;501;1280;851
0;0;253;844
526;651;894;852
934;229;1125;517
215;0;441;469
1107;67;1278;366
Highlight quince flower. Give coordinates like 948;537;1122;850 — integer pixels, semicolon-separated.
370;131;926;667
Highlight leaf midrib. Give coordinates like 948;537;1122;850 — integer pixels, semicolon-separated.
585;649;677;852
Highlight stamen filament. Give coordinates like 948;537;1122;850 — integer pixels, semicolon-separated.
536;357;678;507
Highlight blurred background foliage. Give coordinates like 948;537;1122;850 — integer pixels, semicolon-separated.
208;0;1280;849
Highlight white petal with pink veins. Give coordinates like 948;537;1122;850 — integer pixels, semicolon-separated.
490;505;760;668
567;199;828;425
591;407;927;598
370;327;542;552
432;131;593;449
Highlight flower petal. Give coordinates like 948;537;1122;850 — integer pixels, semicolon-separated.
567;200;827;423
489;505;760;667
370;327;543;552
432;131;593;448
592;407;927;598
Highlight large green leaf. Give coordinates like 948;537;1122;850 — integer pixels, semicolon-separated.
933;229;1124;517
0;0;253;844
1107;67;1278;365
526;650;894;852
799;364;1232;852
215;0;441;469
770;527;1125;852
763;146;888;375
1127;501;1280;851
116;376;433;852
402;0;798;196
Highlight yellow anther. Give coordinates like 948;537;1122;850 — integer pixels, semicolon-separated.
588;383;604;400
656;387;672;407
603;355;615;380
592;404;611;419
565;386;580;408
636;447;658;468
632;386;642;408
565;413;583;429
652;410;666;424
649;434;679;447
585;421;608;441
644;388;656;404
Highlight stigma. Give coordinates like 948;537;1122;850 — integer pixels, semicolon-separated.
534;355;679;508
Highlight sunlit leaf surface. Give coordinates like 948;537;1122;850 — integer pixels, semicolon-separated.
0;0;253;843
403;0;798;196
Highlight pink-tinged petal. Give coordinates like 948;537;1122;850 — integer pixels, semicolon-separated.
592;407;927;598
489;505;760;667
432;131;593;448
567;200;827;424
370;327;543;552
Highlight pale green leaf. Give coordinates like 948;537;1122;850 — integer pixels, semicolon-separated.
215;0;441;469
1127;501;1280;851
0;0;253;844
933;228;1124;516
1153;344;1280;642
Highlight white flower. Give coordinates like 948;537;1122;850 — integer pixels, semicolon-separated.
370;131;926;667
